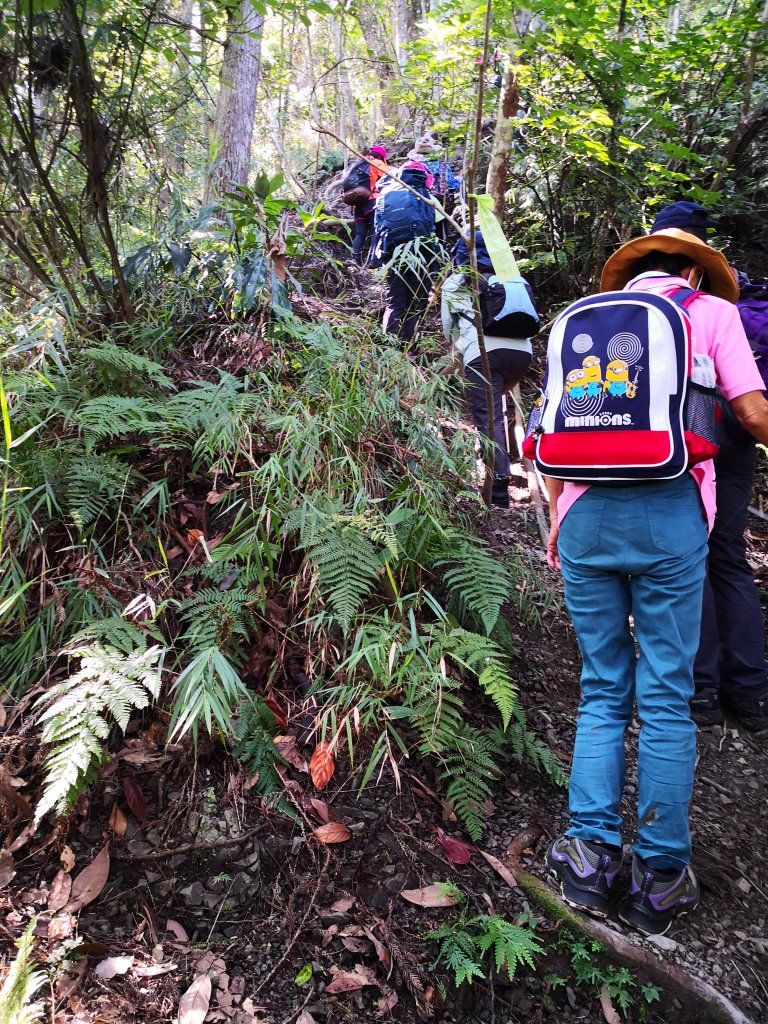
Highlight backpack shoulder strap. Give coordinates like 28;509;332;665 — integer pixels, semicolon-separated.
666;286;702;311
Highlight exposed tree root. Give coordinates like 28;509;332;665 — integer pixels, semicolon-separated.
515;871;756;1024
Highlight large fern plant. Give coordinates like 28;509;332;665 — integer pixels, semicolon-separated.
35;643;164;821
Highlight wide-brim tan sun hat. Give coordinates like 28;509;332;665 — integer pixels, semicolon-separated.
600;227;739;303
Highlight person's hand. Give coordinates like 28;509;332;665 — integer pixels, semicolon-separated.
546;518;561;571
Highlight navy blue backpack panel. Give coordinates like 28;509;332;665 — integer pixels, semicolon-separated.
374;170;435;252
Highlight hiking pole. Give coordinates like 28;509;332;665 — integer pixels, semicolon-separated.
509;384;549;548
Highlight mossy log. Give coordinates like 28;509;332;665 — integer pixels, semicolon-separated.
515;871;755;1024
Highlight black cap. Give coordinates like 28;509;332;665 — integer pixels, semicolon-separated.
650;201;716;241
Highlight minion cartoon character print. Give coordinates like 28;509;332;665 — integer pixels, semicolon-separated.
581;355;603;396
560;329;645;420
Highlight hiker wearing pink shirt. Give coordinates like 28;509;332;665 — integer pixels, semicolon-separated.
540;228;768;936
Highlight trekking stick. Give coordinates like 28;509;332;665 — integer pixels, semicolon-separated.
464;0;495;508
509;384;549;547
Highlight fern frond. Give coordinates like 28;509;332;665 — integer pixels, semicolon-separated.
439;731;502;841
0;919;45;1024
437;539;514;634
494;720;568;788
304;524;382;632
63;452;137;527
232;698;284;800
476;915;543;980
178;587;257;657
70;616;162;654
438;627;519;730
81;342;175;392
77;395;159;444
443;945;485;987
35;643;165;821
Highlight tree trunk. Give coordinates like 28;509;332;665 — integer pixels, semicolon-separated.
354;7;400;128
485;66;520;220
209;0;264;197
332;19;364;150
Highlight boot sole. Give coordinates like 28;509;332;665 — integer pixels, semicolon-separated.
546;860;610;919
618;902;696;937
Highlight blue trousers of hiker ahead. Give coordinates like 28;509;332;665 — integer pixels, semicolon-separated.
695;438;768;702
558;476;708;871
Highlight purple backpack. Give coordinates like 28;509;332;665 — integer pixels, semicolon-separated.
737;280;768;388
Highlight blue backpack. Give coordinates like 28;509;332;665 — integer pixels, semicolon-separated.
374;169;435;254
523;288;719;482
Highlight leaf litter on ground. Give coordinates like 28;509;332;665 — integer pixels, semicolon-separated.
400;884;458;908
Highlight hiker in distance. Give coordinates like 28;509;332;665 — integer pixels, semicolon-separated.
374;160;443;347
341;144;388;266
441;230;538;507
524;227;768;935
409;131;462;243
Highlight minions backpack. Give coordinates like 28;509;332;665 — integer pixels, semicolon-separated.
522;288;719;482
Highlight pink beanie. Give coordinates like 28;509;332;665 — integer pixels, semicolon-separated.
402;160;434;190
368;145;387;159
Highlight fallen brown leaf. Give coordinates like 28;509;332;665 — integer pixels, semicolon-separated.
479;850;518;889
341;936;370;954
95;955;134;980
599;984;621;1024
329;896;355;913
434;827;473;865
48;913;74;941
60;845;76;872
325;964;377;994
133;963;178;977
274;735;308;773
400;884;457;908
55;960;87;1001
313;822;350;845
378;985;399;1014
362;926;391;970
166;919;190;942
296;1012;317;1024
47;869;72;912
0;848;15;887
178;973;212;1024
308;798;334;824
309;741;335;791
263;696;288;728
108;804;128;837
123;778;147;821
65;844;110;912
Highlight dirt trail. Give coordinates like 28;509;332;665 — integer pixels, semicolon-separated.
2;474;766;1024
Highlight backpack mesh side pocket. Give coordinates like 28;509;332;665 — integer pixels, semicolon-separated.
683;382;719;463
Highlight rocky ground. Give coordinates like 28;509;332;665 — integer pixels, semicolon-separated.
2;467;766;1024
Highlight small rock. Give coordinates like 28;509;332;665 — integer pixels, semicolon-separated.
180;881;205;907
647;934;678;952
126;839;153;857
735;877;751;894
